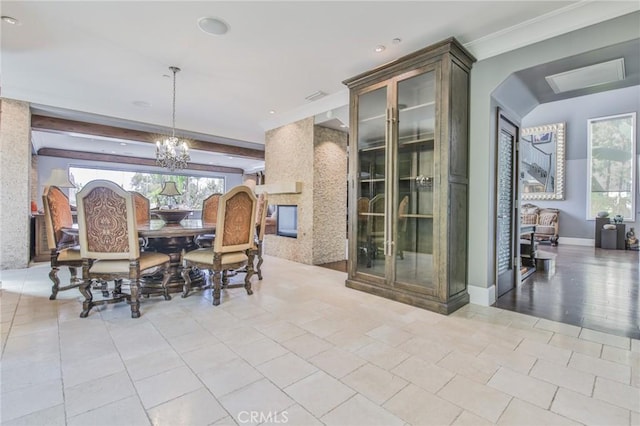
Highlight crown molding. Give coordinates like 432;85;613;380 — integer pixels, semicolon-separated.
464;1;640;60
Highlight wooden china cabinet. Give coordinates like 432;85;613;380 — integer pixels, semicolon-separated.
343;38;475;314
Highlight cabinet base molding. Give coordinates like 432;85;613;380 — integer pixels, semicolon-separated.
346;279;469;315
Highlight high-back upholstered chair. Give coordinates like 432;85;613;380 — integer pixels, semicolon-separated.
195;193;222;248
130;191;150;226
42;186;83;300
181;185;257;305
77;180;171;318
253;192;269;280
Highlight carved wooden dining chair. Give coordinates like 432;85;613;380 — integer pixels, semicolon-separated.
131;191;151;250
181;185;257;305
77;180;172;318
131;191;150;226
253;192;269;280
195;192;222;248
42;185;83;300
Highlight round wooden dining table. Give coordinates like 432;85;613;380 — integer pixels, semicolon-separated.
138;219;215;293
64;219;215;294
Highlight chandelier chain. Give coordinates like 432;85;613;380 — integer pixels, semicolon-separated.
156;65;190;171
171;66;178;138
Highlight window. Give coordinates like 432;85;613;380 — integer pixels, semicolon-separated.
587;112;636;220
68;167;225;210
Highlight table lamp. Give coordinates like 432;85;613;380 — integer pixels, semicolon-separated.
159;181;181;208
44;168;75;188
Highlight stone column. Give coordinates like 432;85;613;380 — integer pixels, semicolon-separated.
0;99;31;269
264;117;347;265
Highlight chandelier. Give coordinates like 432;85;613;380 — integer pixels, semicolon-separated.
156;66;190;171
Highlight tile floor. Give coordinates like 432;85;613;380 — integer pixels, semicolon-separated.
1;256;638;425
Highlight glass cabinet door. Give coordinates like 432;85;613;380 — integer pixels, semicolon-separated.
394;70;436;290
356;86;387;277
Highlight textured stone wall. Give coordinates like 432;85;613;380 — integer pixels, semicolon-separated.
263;117;348;265
264;117;314;264
1;99;31;269
313;126;348;264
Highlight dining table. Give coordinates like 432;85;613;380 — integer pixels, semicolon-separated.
63;219;216;294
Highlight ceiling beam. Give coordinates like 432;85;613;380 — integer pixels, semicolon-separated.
37;148;245;174
31;115;265;160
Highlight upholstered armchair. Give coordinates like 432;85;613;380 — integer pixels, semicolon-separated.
181;185;257;305
521;203;560;246
42;186;83;300
77;180;172;318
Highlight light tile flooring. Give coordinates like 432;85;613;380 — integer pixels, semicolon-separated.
1;256;638;426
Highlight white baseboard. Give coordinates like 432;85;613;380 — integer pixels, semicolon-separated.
468;284;496;306
559;237;594;246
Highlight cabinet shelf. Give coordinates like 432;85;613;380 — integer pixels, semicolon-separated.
359;178;385;183
359;101;436;123
401;214;433;219
359;145;385;152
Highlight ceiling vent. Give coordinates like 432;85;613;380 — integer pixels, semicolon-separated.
305;90;327;102
545;58;625;94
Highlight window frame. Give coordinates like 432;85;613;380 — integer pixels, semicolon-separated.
586;112;637;221
67;165;226;210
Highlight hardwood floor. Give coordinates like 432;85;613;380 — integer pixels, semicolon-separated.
496;244;639;339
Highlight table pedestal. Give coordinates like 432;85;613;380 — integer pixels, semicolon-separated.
145;235;206;293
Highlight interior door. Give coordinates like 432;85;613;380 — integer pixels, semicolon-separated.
496;112;519;297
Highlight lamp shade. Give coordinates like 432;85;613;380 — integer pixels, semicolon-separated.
159;181;181;196
44;168;75;188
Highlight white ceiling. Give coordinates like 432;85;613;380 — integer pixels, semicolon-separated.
2;1;638;172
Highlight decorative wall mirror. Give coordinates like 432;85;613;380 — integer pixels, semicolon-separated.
521;122;565;200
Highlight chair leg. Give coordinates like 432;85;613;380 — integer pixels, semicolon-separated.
222;270;229;288
48;266;61;300
256;243;264;280
161;270;172;301
130;280;140;319
244;254;254;296
181;266;193;298
212;269;222;306
79;279;94;318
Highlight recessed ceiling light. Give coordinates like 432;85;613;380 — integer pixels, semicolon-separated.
198;17;229;36
269;110;276;114
120;142;127;146
1;16;19;25
133;100;152;107
375;45;386;53
227;156;234;160
392;38;402;45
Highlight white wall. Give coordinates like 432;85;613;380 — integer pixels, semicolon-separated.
522;86;640;239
